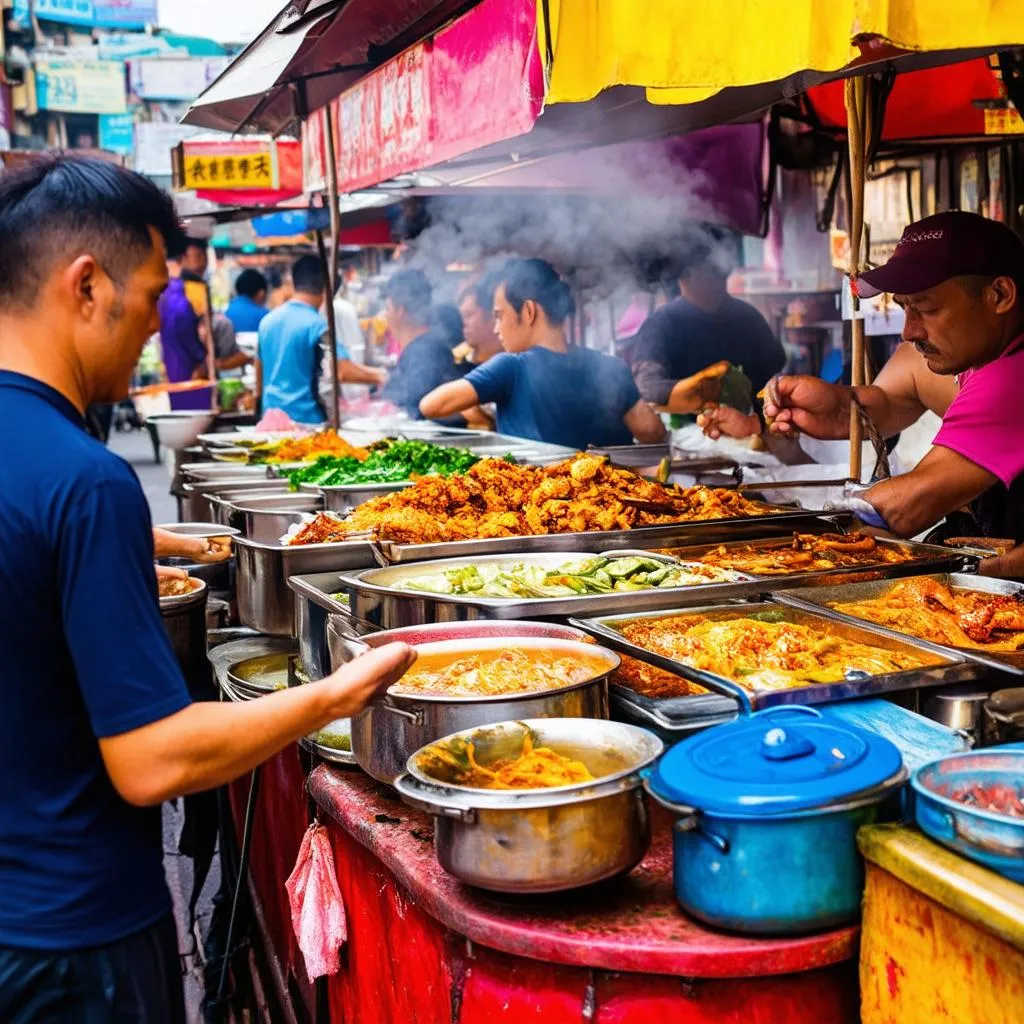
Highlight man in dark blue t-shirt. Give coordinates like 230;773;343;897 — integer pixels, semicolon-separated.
632;247;786;413
420;258;665;449
0;157;415;1022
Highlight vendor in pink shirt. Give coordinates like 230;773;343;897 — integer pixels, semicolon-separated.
700;211;1024;575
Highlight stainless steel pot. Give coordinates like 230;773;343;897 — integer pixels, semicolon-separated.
921;685;993;747
228;498;323;539
299;480;411;512
342;633;617;784
160;578;208;695
394;718;663;893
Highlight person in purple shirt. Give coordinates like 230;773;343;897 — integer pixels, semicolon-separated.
157;240;211;411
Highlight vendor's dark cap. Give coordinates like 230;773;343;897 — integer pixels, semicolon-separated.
855;211;1024;298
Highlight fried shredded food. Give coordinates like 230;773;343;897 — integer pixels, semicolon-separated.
285;454;773;545
158;575;200;598
392;648;606;697
616;613;937;693
417;732;594;790
665;532;917;575
831;577;1024;652
259;430;369;464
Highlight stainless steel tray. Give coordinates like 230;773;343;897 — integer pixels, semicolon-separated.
227;496;323;537
287;572;352;679
298;736;357;766
772;573;1024;675
587;443;739;475
374;508;849;564
570;601;999;714
656;535;978;588
333;551;761;628
235;535;378;637
299;480;412;512
181;462;275;481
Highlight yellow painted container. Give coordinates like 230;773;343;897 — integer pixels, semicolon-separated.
859;824;1024;1024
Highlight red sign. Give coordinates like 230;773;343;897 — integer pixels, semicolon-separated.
332;0;543;193
302;106;329;194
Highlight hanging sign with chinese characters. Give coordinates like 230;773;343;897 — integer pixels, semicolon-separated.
180;142;279;190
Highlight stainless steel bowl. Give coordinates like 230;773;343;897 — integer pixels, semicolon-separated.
394;718;663;893
343;633;618;785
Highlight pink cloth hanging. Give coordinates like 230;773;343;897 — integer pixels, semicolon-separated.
285;822;348;981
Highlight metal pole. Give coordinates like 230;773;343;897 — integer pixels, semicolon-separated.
203;279;218;414
324;104;343;429
845;76;869;482
216;764;262;1004
315;225;341;429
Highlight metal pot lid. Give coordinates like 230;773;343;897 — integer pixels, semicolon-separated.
649;706;903;816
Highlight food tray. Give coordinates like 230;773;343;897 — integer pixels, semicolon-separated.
298;736;357;766
773;573;1024;675
332;551;761;629
300;480;413;512
657;536;978;588
570;601;1000;714
235;535;378;638
288;571;352;679
587;443;739;474
181;462;276;481
373;508;850;564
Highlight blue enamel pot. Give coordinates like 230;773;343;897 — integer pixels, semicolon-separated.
644;706;907;936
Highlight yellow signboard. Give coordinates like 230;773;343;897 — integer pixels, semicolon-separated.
181;150;278;190
984;107;1024;135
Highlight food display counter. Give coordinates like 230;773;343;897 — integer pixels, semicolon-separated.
198;436;1024;1023
306;766;859;1024
858;824;1024;1024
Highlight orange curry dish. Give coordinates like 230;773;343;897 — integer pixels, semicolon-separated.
284;454;774;546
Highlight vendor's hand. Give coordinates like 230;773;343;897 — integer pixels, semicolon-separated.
155;563;188;583
697;403;761;440
320;643;417;719
761;375;850;438
153;528;232;563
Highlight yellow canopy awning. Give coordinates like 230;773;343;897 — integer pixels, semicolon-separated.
541;0;1024;106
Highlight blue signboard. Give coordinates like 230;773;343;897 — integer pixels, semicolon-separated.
98;112;135;155
11;0;32;29
32;0;156;28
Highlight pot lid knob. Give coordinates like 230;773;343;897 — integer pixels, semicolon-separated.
761;726;815;761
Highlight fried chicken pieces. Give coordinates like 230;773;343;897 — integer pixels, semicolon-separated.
286;454;772;546
832;577;1024;651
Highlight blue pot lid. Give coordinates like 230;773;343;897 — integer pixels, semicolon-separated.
650;706;903;816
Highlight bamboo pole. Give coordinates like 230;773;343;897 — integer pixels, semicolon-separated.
845;76;869;481
323;106;343;429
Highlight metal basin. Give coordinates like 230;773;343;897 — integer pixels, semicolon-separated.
342;632;617;785
395;718;663;893
160;578;208;696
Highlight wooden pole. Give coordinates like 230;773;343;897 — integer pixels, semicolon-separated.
323;106;343;430
845;76;869;481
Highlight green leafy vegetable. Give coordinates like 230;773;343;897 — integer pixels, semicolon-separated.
284;439;488;490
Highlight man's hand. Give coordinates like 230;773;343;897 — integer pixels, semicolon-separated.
697;403;761;440
318;643;418;720
153;527;232;563
155;563;188;584
762;375;851;439
101;642;418;806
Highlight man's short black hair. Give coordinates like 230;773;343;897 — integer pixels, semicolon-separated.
382;268;432;322
235;268;267;299
0;154;183;308
291;254;325;294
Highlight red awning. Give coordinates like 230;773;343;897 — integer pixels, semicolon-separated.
805;58;1019;141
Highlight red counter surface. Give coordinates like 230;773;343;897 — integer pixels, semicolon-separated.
306;765;859;1024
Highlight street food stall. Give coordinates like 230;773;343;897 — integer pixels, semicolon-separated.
169;418;1022;1022
170;2;1024;1021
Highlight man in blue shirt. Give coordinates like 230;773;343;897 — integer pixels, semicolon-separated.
0;156;415;1022
224;268;269;333
420;259;666;449
257;255;383;424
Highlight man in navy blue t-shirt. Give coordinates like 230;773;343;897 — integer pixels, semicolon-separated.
0;157;415;1022
420;259;666;450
